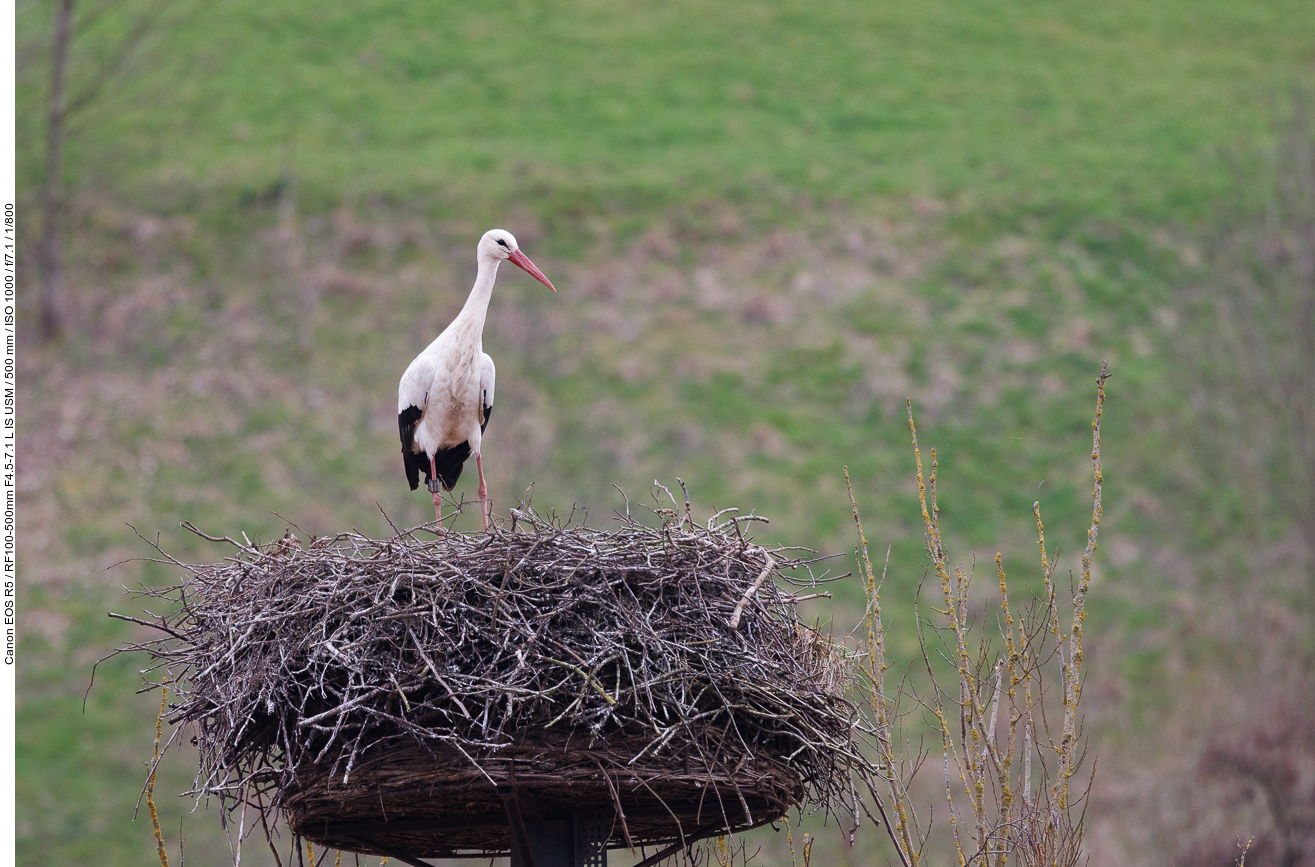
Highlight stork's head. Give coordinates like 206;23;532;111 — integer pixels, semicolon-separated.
479;229;556;292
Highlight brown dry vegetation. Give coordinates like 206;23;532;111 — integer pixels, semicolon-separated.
1083;605;1315;867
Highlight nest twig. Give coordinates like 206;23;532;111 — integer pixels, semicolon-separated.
117;502;865;859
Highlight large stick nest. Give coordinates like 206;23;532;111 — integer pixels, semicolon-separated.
122;504;862;860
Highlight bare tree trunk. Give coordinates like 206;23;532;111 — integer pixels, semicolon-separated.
38;0;75;340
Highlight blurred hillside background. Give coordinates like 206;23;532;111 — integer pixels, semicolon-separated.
13;0;1315;865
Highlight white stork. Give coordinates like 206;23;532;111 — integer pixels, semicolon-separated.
397;229;555;530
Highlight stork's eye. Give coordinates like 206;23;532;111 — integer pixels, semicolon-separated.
496;239;509;248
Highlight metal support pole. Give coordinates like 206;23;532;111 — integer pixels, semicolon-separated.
508;810;608;867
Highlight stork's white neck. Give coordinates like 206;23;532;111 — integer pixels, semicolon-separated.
450;253;502;349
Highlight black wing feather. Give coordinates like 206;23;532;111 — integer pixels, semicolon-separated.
398;405;425;490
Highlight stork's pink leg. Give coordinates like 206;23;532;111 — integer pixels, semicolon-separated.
476;453;489;532
429;455;443;526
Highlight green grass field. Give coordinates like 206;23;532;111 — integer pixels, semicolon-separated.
21;0;1311;224
16;0;1315;864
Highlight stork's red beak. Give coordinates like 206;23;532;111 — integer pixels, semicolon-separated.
508;249;556;292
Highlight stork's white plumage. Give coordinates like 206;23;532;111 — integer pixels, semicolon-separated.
398;229;555;530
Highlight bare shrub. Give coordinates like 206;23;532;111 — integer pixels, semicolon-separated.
1170;655;1315;867
847;365;1107;866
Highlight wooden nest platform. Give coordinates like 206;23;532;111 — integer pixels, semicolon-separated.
283;735;806;858
121;503;860;861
